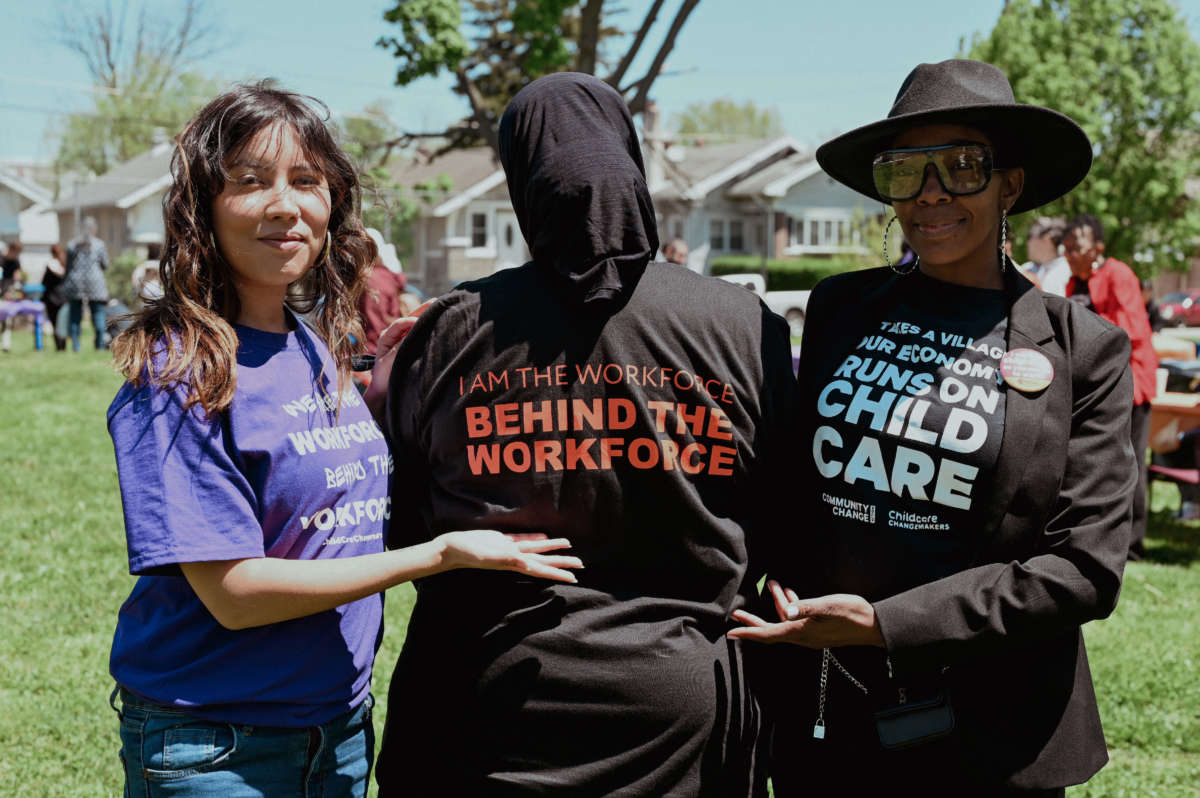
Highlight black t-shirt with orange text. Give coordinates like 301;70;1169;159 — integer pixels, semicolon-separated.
376;261;796;796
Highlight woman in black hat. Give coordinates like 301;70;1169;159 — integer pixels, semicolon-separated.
729;59;1134;796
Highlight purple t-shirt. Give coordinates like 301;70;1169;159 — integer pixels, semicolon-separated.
108;318;391;727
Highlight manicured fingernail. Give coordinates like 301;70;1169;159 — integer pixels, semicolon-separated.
785;604;799;620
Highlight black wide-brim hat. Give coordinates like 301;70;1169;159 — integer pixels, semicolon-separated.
816;59;1092;214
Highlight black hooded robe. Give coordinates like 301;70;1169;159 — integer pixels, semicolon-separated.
375;73;796;797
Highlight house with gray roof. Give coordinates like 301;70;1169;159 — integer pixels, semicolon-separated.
0;169;51;241
0;169;57;281
388;147;527;295
646;130;886;268
393;120;883;294
50;143;171;254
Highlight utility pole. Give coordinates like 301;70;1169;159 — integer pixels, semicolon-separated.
73;178;82;240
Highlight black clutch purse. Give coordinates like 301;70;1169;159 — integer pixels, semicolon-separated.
874;688;955;750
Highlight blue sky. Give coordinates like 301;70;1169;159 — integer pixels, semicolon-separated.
3;0;1200;163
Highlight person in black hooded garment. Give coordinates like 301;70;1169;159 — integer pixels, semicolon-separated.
374;72;796;797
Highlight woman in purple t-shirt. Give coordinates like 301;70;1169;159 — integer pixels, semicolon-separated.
105;84;581;798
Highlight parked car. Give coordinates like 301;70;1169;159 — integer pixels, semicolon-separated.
717;273;810;337
1157;290;1200;327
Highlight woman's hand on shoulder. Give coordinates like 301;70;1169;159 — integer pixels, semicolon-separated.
727;580;885;648
435;530;583;583
363;300;436;421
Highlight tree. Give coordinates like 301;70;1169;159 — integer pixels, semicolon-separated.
53;72;222;178
967;0;1200;274
52;0;223;178
340;102;403;173
674;98;784;138
338;103;404;240
376;0;701;158
336;102;451;259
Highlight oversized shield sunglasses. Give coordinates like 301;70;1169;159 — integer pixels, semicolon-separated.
871;143;995;202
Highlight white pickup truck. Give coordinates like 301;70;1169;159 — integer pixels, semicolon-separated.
717;273;811;337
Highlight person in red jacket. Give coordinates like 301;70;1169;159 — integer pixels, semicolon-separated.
1064;213;1157;559
358;227;407;354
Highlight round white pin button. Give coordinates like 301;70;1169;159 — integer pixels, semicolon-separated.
1000;348;1054;392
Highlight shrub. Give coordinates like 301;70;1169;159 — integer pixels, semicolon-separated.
709;255;865;291
106;250;141;307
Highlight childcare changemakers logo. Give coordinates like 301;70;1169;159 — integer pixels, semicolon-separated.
812;318;1005;519
458;361;740;477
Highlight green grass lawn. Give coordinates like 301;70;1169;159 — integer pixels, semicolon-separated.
2;329;1198;796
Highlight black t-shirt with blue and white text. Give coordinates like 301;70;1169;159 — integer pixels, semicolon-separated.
811;270;1008;600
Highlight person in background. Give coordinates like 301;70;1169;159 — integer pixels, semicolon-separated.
661;236;689;265
1;240;23;295
0;240;24;352
106;83;581;798
1064;214;1157;560
396;289;422;318
61;217;111;351
103;297;134;341
358;227;407;354
139;266;163;303
1023;216;1070;296
131;242;164;305
42;244;68;351
1142;279;1165;332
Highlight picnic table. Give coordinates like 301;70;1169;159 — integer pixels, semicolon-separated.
1150;390;1200;450
0;299;47;350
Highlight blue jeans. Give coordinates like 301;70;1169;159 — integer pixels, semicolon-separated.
112;687;374;798
68;299;107;351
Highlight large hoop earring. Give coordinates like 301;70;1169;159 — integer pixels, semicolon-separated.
315;231;332;268
998;208;1009;272
884;216;917;275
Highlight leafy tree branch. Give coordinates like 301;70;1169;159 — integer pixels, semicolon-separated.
377;0;702;159
968;0;1200;274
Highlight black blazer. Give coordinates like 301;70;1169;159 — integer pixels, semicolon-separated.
778;265;1135;789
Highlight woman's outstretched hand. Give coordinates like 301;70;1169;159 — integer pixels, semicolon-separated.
727;580;884;648
436;531;583;583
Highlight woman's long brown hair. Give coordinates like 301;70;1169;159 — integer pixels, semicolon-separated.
112;82;374;416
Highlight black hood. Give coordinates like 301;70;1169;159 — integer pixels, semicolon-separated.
498;72;659;304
